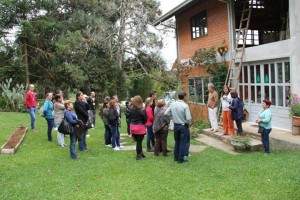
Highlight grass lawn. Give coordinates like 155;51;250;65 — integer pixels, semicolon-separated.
0;111;300;200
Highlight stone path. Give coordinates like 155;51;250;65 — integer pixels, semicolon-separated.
195;134;239;155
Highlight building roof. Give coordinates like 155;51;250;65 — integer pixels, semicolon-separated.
153;0;197;26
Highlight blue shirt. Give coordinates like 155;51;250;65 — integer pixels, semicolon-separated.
43;99;54;119
65;110;78;125
165;100;192;125
258;108;272;129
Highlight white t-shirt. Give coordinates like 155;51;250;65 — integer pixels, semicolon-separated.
221;93;232;111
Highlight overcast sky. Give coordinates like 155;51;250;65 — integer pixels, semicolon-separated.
158;0;185;69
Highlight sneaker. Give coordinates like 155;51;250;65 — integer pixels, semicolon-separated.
32;128;37;133
105;144;112;147
53;127;58;131
113;147;120;151
118;145;124;149
86;134;90;137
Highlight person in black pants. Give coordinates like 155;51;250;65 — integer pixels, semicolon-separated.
125;101;132;135
128;95;148;160
74;91;89;151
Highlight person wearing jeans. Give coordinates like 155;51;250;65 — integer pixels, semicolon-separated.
229;90;244;136
108;98;121;150
54;94;66;147
128;95;148;160
256;99;272;154
145;97;155;152
43;93;54;141
25;84;37;131
165;91;192;164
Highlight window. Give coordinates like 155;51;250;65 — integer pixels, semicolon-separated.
250;0;264;9
188;77;212;104
236;29;259;46
190;11;207;39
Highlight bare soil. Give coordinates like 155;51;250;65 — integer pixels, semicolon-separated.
3;126;27;149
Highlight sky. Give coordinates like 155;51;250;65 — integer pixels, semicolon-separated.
158;0;185;69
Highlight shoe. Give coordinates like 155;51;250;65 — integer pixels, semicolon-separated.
105;144;112;147
264;153;270;156
53;127;58;131
86;134;90;137
32;128;37;133
146;148;154;152
167;149;172;153
223;133;229;135
118;145;124;149
163;154;168;157
141;152;146;158
136;154;146;160
113;147;120;151
63;144;67;147
178;160;188;164
154;153;159;156
174;158;178;162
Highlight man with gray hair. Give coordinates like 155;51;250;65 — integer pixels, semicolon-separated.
165;91;192;164
207;83;219;132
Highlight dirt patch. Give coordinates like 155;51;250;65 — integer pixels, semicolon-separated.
2;126;27;149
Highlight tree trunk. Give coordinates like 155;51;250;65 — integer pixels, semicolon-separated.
24;43;29;85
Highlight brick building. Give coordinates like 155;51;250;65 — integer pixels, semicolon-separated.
154;0;300;131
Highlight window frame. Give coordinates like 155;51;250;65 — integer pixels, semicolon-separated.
188;76;212;105
190;11;208;40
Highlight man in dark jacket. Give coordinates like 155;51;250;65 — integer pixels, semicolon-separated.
87;91;96;128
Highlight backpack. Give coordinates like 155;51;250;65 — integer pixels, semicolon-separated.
39;105;45;117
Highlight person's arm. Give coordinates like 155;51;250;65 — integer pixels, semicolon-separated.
164;106;172;117
213;92;219;108
229;99;237;111
185;105;192;125
141;110;148;124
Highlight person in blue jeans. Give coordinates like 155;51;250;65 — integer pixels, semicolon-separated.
64;100;81;159
256;99;272;155
165;91;192;164
108;98;121;151
43;93;54;141
74;91;89;151
25;84;37;132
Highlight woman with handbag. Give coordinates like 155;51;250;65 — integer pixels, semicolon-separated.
108;98;121;151
74;91;89;151
256;99;272;155
153;99;170;157
129;95;148;160
64;100;81;159
54;94;66;147
221;86;235;136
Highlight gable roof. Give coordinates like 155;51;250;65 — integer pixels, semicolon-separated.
153;0;200;26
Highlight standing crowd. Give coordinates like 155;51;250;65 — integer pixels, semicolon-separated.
24;82;272;162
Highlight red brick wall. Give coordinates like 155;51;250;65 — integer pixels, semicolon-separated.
176;0;229;60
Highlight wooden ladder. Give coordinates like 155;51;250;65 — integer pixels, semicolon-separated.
218;0;253;122
226;0;253;90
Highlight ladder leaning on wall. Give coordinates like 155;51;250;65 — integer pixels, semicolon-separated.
218;0;253;122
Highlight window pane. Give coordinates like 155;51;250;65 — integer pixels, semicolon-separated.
263;64;269;83
257;86;262;103
256;65;261;83
250;65;255;83
243;65;248;83
271;86;276;105
244;85;249;103
285;62;290;83
277;63;283;83
270;64;275;83
264;86;270;100
195;78;203;103
277;86;283;106
203;78;210;104
251;86;255;103
285;86;290;107
239;85;244;100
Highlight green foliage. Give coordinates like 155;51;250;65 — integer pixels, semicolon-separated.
128;75;153;100
207;62;228;95
0;78;26;111
287;93;300;117
191;118;210;137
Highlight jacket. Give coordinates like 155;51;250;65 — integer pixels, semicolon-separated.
65;109;84;138
54;102;65;125
74;101;89;124
145;106;154;126
153;107;170;133
229;97;243;120
43;99;54;119
25;91;37;109
87;97;96;110
102;107;109;125
108;108;119;126
258;108;272;129
129;108;147;125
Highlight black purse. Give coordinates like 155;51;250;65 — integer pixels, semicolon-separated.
258;126;265;134
58;113;73;135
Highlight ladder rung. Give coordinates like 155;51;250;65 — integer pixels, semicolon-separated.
229;77;239;80
235;48;243;51
241;18;249;21
230;67;240;70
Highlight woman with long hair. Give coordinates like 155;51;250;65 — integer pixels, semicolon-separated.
145;97;155;152
74;91;89;151
108;98;121;150
221;86;235;136
129;95;148;160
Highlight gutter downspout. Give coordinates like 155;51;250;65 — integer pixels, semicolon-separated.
175;19;180;60
223;0;236;63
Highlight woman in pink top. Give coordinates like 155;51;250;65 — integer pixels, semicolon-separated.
145;97;155;152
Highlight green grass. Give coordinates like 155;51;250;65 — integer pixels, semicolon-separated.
0;112;300;199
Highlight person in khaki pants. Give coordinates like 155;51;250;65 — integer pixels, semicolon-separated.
207;83;219;132
221;86;234;136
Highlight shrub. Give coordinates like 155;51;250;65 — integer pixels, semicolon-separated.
0;78;26;112
191;119;210;138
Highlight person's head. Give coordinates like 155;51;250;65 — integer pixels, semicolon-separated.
223;85;230;95
46;92;53;100
132;95;144;110
55;94;63;103
125;101;130;108
90;91;95;98
108;98;116;109
64;100;73;110
208;83;214;92
112;95;119;102
145;97;153;107
262;99;272;109
104;96;110;103
103;101;109;109
178;91;187;101
56;90;62;96
150;91;157;100
156;98;166;108
231;90;238;98
28;84;35;92
76;91;84;101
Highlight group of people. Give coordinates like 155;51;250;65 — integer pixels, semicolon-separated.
207;83;273;154
24;82;272;161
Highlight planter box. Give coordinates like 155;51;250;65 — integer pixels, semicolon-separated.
1;126;28;154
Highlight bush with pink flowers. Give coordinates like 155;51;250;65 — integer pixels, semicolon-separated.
288;93;300;117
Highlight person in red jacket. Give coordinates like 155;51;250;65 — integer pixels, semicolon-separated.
25;84;37;132
145;97;155;152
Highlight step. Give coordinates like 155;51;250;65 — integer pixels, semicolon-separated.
202;128;263;152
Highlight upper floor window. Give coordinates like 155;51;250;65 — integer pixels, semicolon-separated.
190;11;207;39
